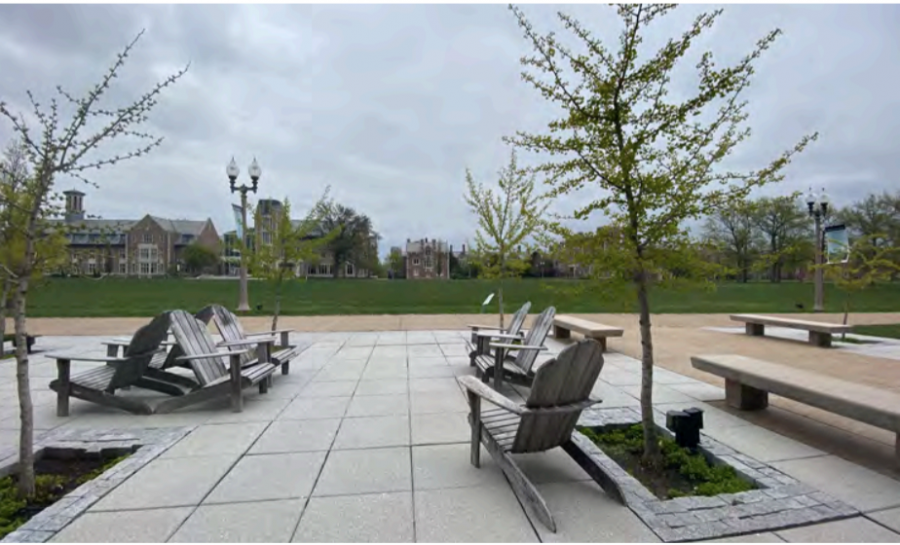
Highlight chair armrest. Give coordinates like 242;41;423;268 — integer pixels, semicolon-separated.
526;397;603;415
458;376;523;414
467;324;503;331
102;339;176;347
474;331;523;339
490;342;546;351
220;337;277;347
245;328;294;337
176;349;251;362
46;348;165;363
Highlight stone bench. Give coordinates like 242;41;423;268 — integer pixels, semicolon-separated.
552;315;623;352
730;313;851;348
691;354;900;460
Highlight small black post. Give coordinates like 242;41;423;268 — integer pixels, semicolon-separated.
665;407;704;452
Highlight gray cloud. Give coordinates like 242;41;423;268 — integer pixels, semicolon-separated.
1;4;898;255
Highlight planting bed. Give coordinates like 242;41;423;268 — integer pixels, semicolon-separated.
567;406;859;542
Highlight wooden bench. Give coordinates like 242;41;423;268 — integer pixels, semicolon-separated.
5;334;41;354
730;314;851;348
691;354;900;460
552;315;623;352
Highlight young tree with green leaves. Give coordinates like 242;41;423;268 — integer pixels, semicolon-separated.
247;192;338;331
387;247;405;278
701;200;760;283
182;242;220;276
0;30;186;497
752;195;811;282
464;149;549;328
505;4;816;466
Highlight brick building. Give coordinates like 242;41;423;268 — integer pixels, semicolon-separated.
405;237;450;279
56;190;221;277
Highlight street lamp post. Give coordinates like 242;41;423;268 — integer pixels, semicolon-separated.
805;187;830;313
226;157;261;312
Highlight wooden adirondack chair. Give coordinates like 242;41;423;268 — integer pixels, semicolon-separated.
465;301;531;367
459;339;605;532
155;309;280;414
472;306;556;389
195;304;307;376
48;312;172;416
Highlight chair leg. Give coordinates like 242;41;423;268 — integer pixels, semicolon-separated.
484;433;557;533
467;391;481;468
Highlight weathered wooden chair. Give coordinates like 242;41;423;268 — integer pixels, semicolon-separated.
472;306;556;389
459;339;605;532
155;309;280;414
465;301;531;366
48;312;172;416
195;304;307;376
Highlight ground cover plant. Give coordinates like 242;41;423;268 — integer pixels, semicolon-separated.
579;424;754;500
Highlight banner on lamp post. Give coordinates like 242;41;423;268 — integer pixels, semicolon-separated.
232;204;244;241
824;224;850;264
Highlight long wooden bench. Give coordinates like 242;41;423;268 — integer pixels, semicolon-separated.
552;315;623;352
730;314;851;348
691;354;900;460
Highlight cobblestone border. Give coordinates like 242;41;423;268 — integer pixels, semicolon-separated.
0;426;194;543
572;407;858;542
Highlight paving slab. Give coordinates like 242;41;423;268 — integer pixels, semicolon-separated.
867;506;900;533
292;491;414;543
313;447;412;497
205;451;327;504
298;380;358;398
702;422;826;463
345;394;409;417
354;378;409;396
49;507;192;543
410;411;470;445
621;383;697;404
249;418;341;454
771;455;900;512
278;396;350;420
414;484;538;542
667;381;727;401
412;443;507;490
510;448;594;485
90;455;236;511
336;346;374;359
361;361;408;380
332;415;410;450
531;480;659;543
775;516;900;542
315;362;367;382
408;364;457;379
370;346;407;358
201;398;291;424
701;533;786;543
409;391;467;414
409;378;461;394
407;344;444;358
160;422;267;458
170;499;304;542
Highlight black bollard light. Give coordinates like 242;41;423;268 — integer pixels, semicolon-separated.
665;407;704;452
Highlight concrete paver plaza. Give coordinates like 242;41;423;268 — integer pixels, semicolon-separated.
2;321;900;542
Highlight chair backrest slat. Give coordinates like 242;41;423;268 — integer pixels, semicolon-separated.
109;312;171;390
511;339;604;453
513;306;556;374
198;304;257;366
507;302;532;337
169;309;227;386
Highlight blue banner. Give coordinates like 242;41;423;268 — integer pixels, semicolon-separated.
232;204;244;241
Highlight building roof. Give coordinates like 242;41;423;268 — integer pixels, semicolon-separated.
406;239;448;253
54;215;211;246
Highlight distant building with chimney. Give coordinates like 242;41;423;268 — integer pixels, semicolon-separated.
405;237;450;279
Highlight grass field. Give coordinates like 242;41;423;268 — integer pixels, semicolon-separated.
21;277;900;317
853;323;900;340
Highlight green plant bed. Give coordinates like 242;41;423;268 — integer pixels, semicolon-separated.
578;424;755;500
0;452;129;539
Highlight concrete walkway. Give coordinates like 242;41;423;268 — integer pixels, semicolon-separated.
2;329;900;542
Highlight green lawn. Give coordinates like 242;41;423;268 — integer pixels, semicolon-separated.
20;277;900;317
852;323;900;340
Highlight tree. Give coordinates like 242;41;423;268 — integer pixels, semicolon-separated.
387;247;405;278
248;192;338;330
505;3;816;466
0;30;186;497
464;149;549;328
815;234;900;339
837;191;900;249
182;242;220;276
701;200;760;283
316;202;377;278
752;195;810;282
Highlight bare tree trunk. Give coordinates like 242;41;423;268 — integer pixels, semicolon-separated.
271;280;282;332
636;273;661;466
13;277;35;497
841;297;850;341
0;278;9;358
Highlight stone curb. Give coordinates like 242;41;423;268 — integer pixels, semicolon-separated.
1;426;194;543
573;407;859;542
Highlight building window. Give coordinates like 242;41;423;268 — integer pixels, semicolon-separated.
118;261;127;274
86;259;96;275
412;257;420;266
317;264;330;276
345;263;354;277
138;243;159;276
142;232;152;244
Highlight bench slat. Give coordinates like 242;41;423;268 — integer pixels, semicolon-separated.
553;315;624;337
691;354;900;433
730;314;852;333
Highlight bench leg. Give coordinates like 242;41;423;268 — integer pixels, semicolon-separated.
809;331;832;348
592;337;607;352
745;323;765;336
554;325;571;339
56;359;71;417
725;379;768;410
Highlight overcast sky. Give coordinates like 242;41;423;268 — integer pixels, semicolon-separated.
1;3;898;257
